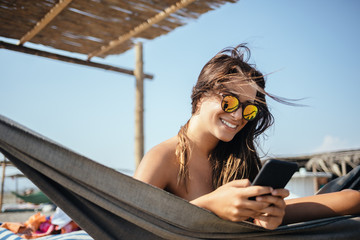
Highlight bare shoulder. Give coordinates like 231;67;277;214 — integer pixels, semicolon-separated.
133;136;178;189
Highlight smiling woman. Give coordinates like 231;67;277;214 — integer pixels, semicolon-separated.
134;44;287;229
134;44;360;230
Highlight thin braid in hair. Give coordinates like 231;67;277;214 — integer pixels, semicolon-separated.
175;120;191;188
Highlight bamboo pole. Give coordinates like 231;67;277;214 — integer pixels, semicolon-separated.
312;163;319;191
18;0;73;45
341;160;347;176
0;158;6;212
134;42;144;168
0;41;153;79
87;0;196;60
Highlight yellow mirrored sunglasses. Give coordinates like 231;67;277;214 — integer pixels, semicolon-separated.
221;95;259;121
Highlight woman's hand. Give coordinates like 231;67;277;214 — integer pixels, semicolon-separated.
190;179;277;223
253;188;289;230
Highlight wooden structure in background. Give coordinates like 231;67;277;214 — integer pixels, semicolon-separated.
275;149;360;177
0;0;236;57
0;40;153;79
269;149;360;194
0;0;238;168
135;42;144;167
0;156;12;212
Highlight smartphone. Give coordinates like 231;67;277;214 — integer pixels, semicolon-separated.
250;159;298;199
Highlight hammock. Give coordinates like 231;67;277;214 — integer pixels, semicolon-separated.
0;114;359;240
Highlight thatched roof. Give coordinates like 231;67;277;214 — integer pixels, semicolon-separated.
0;0;237;59
306;149;360;177
274;149;360;177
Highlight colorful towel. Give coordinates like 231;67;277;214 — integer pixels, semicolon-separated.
0;227;93;240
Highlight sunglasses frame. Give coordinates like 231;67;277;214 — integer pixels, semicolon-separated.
220;94;259;121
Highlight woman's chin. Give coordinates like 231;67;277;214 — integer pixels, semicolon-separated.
218;134;236;142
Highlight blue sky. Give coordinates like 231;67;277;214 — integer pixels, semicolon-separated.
1;0;360;176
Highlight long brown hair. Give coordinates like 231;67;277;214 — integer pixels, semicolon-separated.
176;44;275;189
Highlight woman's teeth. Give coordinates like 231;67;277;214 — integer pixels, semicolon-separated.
221;119;236;129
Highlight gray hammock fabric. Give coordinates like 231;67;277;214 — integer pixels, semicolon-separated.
0;114;359;240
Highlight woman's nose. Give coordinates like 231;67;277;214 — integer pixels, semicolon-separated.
230;106;243;120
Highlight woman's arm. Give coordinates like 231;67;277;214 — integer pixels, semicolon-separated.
283;189;360;225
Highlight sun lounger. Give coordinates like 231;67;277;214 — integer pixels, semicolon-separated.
12;191;52;205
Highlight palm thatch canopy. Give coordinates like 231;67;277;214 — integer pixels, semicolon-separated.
275;149;360;177
0;0;236;60
0;0;238;167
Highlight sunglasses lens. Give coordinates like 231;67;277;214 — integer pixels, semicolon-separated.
222;95;239;113
243;104;258;121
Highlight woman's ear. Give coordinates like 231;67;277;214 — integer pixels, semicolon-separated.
194;95;209;115
193;100;202;115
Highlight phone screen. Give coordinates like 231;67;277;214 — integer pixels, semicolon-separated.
251;159;298;189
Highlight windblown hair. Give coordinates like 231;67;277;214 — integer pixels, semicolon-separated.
175;44;275;189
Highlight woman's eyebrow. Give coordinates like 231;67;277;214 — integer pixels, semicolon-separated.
221;90;257;104
243;99;255;103
222;90;237;96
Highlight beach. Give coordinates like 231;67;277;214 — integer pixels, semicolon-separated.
0;211;38;222
0;192;54;223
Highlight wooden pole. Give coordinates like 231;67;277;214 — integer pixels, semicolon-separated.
134;42;144;168
341;160;347;176
0;158;7;212
0;41;154;79
312;163;319;191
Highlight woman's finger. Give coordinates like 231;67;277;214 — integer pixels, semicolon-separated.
259;204;285;218
256;195;286;209
271;188;290;198
240;186;273;199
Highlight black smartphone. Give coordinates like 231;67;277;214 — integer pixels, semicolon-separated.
250;159;298;199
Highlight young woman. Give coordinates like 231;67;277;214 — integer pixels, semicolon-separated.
134;44;360;230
